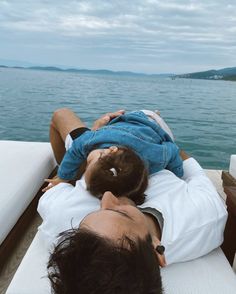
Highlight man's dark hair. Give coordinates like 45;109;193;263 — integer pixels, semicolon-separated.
48;228;163;294
87;146;148;205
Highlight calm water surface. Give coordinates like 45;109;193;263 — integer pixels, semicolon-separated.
0;68;235;169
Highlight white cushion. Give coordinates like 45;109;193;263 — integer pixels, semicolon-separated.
229;155;236;179
6;232;50;294
161;248;236;294
6;231;236;294
0;141;56;245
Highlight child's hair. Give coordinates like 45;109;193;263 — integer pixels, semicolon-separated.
86;146;148;205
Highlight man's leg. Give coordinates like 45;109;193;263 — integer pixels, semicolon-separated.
50;108;86;164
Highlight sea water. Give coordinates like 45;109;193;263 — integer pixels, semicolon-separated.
0;67;235;169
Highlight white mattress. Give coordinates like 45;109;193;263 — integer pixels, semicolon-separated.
6;231;236;294
0;140;56;245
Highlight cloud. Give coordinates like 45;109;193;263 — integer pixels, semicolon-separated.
0;0;236;73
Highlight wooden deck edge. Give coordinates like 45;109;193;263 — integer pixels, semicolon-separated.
222;171;236;187
0;168;57;271
221;171;236;266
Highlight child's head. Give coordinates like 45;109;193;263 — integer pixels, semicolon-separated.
85;146;148;205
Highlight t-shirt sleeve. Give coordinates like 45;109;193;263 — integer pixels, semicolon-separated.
178;158;224;198
139;159;228;264
37;183;74;245
182;157;206;179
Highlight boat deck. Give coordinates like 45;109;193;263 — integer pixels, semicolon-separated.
0;169;233;293
205;169;226;200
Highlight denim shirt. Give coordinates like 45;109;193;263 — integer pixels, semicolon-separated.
58;111;183;180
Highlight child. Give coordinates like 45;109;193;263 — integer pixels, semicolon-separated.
45;110;183;205
45;145;148;205
84;145;148;205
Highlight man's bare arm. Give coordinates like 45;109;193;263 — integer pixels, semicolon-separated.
179;149;190;161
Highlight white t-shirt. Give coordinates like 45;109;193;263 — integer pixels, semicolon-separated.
37;158;227;265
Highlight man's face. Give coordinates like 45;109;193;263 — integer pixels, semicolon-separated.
80;191;150;241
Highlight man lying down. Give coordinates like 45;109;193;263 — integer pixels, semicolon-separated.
37;109;227;294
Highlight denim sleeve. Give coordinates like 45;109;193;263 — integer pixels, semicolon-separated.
58;132;91;180
164;142;184;177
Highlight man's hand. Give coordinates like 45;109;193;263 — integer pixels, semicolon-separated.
42;175;69;192
92;110;125;130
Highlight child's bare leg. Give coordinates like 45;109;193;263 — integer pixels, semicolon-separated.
50;108;86;164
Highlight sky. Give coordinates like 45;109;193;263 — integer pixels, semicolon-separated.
0;0;236;74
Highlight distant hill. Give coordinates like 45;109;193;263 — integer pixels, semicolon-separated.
0;64;174;78
222;75;236;81
29;66;63;72
176;67;236;81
